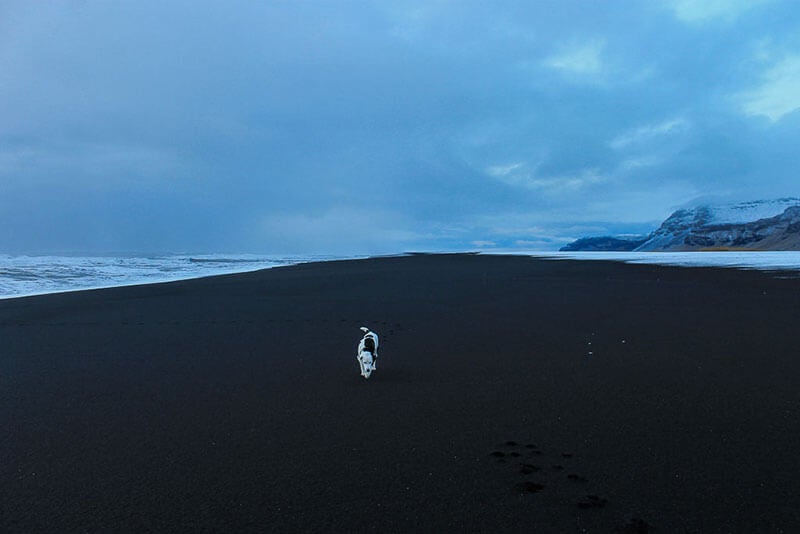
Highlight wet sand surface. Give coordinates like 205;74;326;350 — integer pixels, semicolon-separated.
2;254;800;532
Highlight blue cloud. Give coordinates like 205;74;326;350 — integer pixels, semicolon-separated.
1;1;799;254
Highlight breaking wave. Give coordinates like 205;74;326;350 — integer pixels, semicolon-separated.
0;254;346;299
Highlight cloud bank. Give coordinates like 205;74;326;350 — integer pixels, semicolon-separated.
1;1;799;254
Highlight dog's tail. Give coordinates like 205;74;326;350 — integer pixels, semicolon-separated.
360;326;369;333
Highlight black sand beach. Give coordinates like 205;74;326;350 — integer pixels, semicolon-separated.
2;254;800;532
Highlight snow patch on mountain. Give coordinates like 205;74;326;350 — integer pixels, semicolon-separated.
701;198;800;225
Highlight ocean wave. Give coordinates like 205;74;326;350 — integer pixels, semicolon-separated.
0;254;346;299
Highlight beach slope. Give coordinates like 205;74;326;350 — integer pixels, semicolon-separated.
2;254;799;532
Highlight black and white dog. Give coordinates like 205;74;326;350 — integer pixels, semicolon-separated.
357;326;379;378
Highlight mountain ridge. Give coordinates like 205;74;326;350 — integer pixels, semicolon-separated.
561;198;800;252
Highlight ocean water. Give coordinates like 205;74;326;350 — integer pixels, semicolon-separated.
534;251;800;275
2;251;800;300
0;254;346;299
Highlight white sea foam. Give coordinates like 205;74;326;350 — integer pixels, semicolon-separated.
529;251;800;273
3;251;799;300
0;254;347;299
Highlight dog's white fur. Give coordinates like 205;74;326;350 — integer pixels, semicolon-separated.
357;326;379;378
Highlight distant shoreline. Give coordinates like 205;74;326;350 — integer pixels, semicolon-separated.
3;250;800;300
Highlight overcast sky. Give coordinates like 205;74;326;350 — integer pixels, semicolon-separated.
2;1;799;255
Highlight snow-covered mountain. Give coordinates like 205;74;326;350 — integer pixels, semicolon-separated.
637;198;800;251
695;198;800;225
561;198;800;252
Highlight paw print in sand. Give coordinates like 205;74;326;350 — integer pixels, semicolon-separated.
489;440;605;510
489;439;652;532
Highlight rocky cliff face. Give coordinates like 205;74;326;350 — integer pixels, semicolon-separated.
560;236;648;252
636;205;800;251
560;198;800;252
